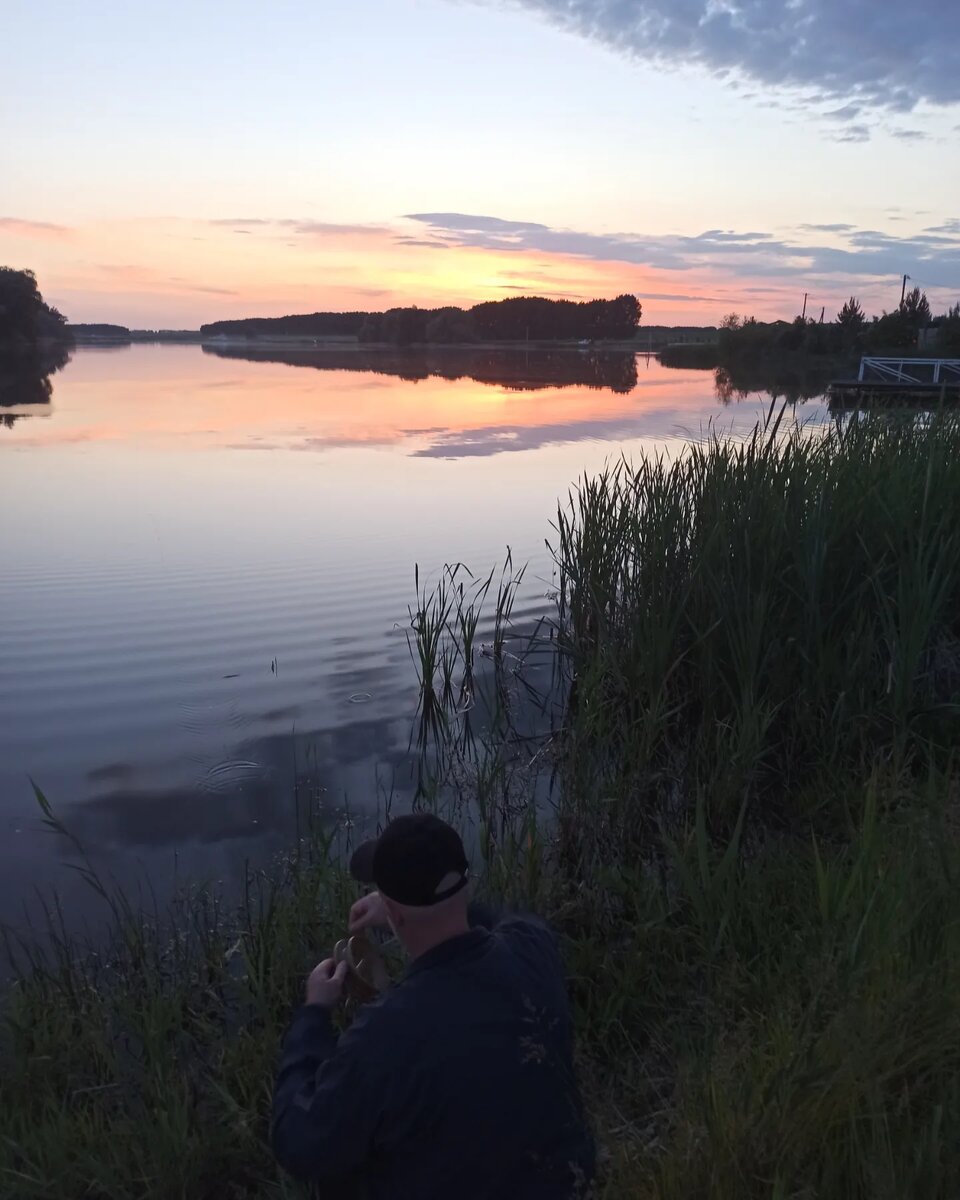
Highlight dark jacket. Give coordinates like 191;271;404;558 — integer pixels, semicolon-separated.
272;911;595;1199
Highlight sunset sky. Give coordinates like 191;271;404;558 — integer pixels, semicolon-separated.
4;0;959;328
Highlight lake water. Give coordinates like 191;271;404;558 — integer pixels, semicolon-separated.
0;344;829;929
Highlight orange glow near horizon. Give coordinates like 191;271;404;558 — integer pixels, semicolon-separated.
0;216;799;330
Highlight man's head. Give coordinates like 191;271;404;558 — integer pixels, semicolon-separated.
349;814;471;955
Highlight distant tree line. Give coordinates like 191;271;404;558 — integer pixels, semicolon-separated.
717;287;958;359
200;294;642;345
200;312;370;339
67;324;203;343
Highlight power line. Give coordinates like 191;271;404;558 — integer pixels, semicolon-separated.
909;276;960;294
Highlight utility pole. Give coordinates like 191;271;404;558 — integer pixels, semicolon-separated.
801;292;808;321
819;306;825;324
900;273;910;306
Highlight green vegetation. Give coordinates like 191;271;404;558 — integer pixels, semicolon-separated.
4;412;960;1197
200;294;642;346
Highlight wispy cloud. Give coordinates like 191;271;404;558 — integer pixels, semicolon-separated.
209;217;388;237
0;217;73;240
406;212;960;289
825;104;862;121
96;263;237;296
504;0;960;112
831;124;872;144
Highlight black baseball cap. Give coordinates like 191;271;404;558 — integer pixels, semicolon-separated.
349;813;470;907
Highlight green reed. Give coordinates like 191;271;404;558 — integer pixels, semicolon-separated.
4;410;960;1197
551;408;960;860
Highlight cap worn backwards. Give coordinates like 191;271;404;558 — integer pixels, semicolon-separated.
349;813;469;907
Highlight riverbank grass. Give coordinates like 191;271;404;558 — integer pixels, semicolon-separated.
4;409;960;1198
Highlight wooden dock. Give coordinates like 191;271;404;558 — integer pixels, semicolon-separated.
829;357;960;408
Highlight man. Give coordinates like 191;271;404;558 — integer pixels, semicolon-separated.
272;813;595;1198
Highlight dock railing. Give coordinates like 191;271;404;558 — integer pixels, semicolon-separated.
858;357;960;385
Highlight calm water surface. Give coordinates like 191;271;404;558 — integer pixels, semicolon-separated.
0;344;829;927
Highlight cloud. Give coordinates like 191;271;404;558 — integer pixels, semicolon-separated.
406;212;960;290
290;221;389;237
95;263;238;296
825;104;862;121
0;217;72;239
633;290;731;303
393;237;450;249
497;285;585;297
209;217;388;237
506;0;960;111
891;129;929;141
831;124;872;143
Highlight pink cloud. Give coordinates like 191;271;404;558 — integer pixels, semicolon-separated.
0;217;73;240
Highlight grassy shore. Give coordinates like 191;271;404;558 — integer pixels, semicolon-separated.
3;410;960;1198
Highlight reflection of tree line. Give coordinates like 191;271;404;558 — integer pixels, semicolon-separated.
0;341;72;410
203;344;640;394
714;359;836;406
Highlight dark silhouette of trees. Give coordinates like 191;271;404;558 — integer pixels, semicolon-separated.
836;297;866;352
206;295;642;346
936;303;960;355
200;312;368;339
0;268;72;409
425;307;476;344
380;307;428;347
0;268;70;346
900;286;931;329
837;297;865;333
859;288;933;352
469;294;640;342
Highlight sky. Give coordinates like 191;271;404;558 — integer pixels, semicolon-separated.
3;0;959;328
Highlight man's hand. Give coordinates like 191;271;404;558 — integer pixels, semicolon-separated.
305;957;348;1008
349;891;389;934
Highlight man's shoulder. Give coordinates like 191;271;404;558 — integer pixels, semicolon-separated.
492;913;564;977
495;912;558;946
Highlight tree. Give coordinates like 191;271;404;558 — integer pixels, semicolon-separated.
424;307;475;344
380;306;428;346
868;309;915;350
837;296;865;331
900;286;931;329
606;293;642;338
0;267;68;344
936;302;960;355
836;296;866;351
